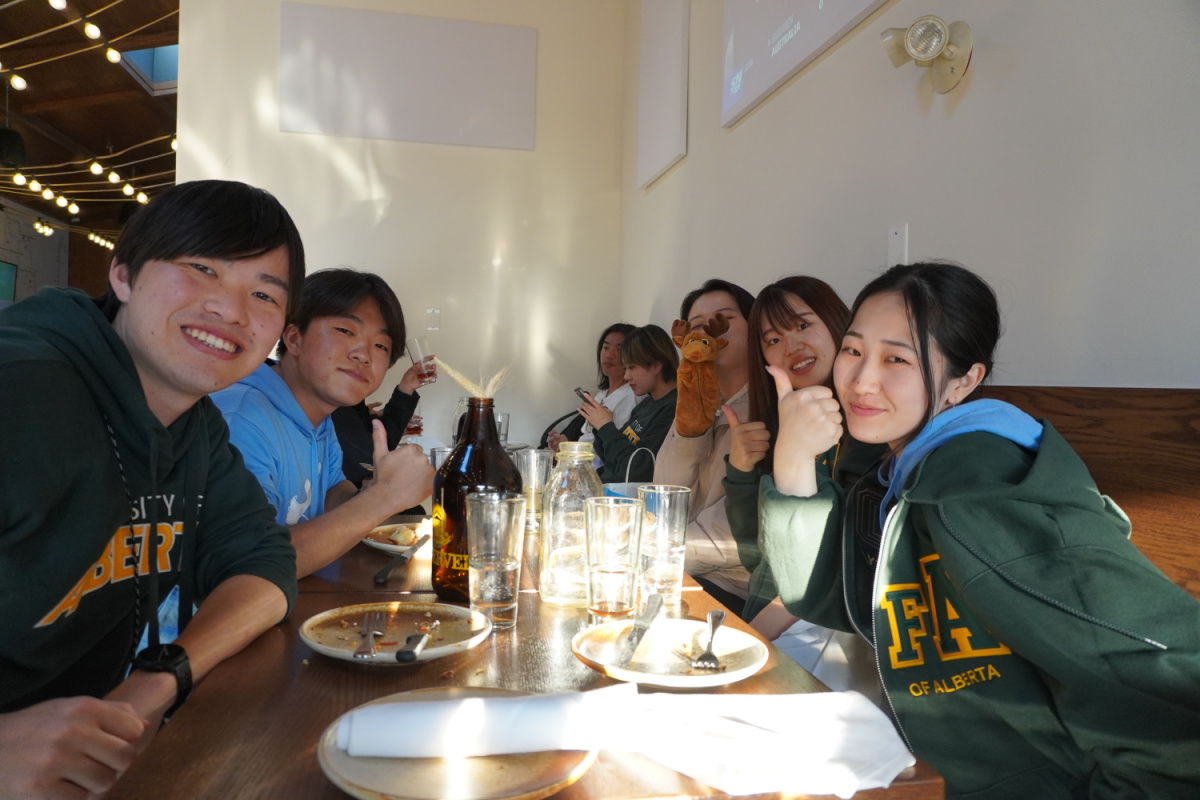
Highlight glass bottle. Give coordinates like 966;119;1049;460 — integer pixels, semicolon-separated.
450;396;470;443
538;441;604;607
432;398;522;603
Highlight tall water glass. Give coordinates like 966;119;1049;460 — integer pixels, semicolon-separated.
584;496;643;624
637;485;691;607
513;449;553;533
465;492;526;631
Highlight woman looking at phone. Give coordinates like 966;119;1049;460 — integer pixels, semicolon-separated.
547;323;640;461
759;262;1200;798
580;324;678;483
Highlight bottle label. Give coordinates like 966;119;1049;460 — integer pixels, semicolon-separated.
433;550;468;571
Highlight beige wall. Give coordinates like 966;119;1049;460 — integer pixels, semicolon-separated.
619;0;1200;388
178;0;626;446
178;0;1200;453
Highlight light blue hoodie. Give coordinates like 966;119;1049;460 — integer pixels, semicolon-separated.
212;362;346;526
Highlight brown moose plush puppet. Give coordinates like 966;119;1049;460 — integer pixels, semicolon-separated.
670;315;728;437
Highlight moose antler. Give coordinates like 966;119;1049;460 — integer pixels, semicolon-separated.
671;319;690;341
703;314;730;338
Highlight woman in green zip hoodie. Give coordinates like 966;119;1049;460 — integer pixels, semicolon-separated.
759;262;1200;799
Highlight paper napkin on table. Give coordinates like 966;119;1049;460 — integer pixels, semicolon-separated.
335;683;636;758
334;685;913;799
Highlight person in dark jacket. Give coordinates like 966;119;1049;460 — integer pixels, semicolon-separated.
581;324;679;484
0;181;305;799
759;261;1200;799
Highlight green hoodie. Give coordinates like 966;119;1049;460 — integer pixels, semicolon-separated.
0;289;297;711
759;424;1200;799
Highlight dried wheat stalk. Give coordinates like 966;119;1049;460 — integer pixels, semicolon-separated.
434;358;511;399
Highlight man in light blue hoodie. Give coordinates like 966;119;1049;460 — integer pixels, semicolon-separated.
213;268;433;578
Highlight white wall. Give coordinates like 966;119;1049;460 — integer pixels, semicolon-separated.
619;0;1200;388
177;0;626;446
0;199;69;302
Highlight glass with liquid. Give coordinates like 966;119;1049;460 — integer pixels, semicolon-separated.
466;492;526;630
584;496;643;624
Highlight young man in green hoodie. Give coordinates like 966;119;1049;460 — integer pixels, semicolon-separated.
0;180;306;799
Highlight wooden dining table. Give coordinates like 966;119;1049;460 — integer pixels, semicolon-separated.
112;525;944;800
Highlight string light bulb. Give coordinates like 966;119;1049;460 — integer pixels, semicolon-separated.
28;179;41;192
171;137;178;151
89;161;104;175
68;202;80;214
56;196;68;207
49;0;68;9
106;48;121;64
136;191;149;204
41;187;54;200
12;173;26;186
122;183;134;196
83;22;102;40
10;75;27;91
107;171;120;183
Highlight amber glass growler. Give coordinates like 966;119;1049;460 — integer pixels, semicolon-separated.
431;398;522;603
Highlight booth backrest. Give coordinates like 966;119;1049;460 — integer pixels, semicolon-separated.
979;386;1200;601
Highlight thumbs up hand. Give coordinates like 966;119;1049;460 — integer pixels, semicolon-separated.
767;366;843;496
725;404;772;473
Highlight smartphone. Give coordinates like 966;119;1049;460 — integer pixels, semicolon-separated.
574;386;594;405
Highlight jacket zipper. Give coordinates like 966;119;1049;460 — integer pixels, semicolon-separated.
843;498;916;753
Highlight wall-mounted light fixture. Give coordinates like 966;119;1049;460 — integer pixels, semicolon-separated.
881;16;972;94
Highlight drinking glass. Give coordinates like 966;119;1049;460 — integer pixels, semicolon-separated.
584;496;643;624
465;492;526;631
406;336;437;386
429;447;453;471
495;412;510;447
513;448;553;533
637;485;692;607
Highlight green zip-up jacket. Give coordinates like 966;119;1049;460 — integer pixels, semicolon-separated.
0;289;297;711
759;424;1200;799
724;439;884;621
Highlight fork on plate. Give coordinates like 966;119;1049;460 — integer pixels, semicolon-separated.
690;609;725;670
352;610;386;659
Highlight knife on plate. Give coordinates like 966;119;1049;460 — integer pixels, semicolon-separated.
395;633;430;663
615;593;663;668
373;533;431;585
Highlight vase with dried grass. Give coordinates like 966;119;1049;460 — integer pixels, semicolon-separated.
429;361;522;603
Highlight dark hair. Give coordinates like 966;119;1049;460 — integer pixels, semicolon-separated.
679;279;755;322
111;180;306;322
595;322;636;391
849;261;999;451
276;268;406;367
746;276;850;473
620;324;679;384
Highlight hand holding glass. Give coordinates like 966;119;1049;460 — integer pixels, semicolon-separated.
466;492;526;630
406;336;437;387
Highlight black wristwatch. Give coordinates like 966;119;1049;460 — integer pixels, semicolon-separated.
133;643;192;718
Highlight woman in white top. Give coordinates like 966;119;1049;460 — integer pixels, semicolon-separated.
549;323;641;465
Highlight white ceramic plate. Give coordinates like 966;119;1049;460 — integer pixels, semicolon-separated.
571;617;768;688
300;601;490;666
317;687;597;800
362;520;431;554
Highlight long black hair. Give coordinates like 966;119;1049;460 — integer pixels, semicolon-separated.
595;322;635;391
847;261;999;451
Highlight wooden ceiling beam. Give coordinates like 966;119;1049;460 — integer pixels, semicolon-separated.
0;31;178;69
19;89;149;116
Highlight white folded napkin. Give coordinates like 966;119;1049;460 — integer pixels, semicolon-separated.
335;686;912;798
335;683;637;758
